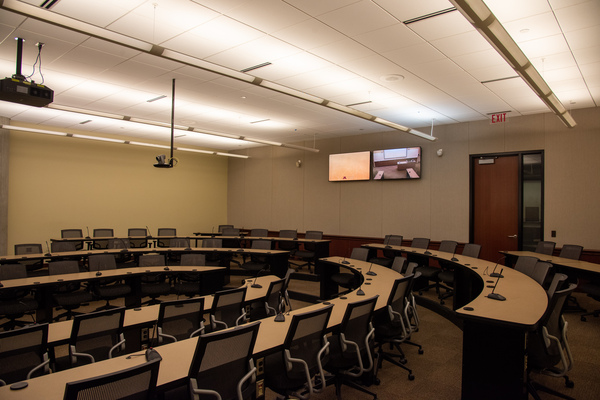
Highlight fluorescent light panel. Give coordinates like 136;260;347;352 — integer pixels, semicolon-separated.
449;0;576;128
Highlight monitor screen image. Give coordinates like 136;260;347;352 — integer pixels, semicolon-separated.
329;151;371;182
372;147;421;180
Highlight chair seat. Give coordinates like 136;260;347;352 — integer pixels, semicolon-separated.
94;284;131;298
53;291;94;308
578;282;600;298
331;273;356;288
416;265;441;279
294;250;314;259
141;282;172;296
0;298;38;315
174;282;201;296
437;270;454;284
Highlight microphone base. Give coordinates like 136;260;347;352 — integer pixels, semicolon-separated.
356;289;365;296
366;271;377;276
451;257;459;261
487;293;506;301
341;260;350;264
274;313;285;322
490;273;504;278
251;284;262;288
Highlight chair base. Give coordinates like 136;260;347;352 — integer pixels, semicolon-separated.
580;308;600;322
527;378;575;400
375;343;414;381
333;374;378;400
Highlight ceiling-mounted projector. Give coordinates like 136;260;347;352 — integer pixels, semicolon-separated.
153;154;172;168
1;38;53;107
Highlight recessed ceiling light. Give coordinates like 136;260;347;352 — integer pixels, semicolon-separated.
381;74;405;82
520;28;530;34
147;95;167;103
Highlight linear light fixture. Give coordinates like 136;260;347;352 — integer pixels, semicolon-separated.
1;125;250;159
0;0;435;142
448;0;576;128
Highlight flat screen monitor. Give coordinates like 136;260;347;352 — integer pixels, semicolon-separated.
372;147;421;180
329;151;371;182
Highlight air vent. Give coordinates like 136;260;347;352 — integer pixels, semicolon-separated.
40;0;61;10
404;7;457;25
241;62;272;73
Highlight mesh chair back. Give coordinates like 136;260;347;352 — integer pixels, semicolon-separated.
61;229;84;250
283;304;333;380
350;247;369;261
221;227;240;236
515;256;540;278
48;260;81;292
157;298;205;344
180;254;206;266
250;228;268;237
14;243;42;255
0;264;31;301
535;241;556;256
188;321;260;400
88;254;117;271
547;273;568;299
531;261;552;286
211;287;247;330
338;296;378;352
63;357;161;400
69;307;126;366
202;238;222;248
51;241;77;252
559;245;583;260
264;278;286;316
411;238;430;249
0;323;50;385
301;231;323;253
170;238;190;248
139;254;165;267
108;238;130;249
280;230;297;239
405;262;418;276
252;240;271;250
128;228;148;248
0;264;27;280
278;230;298;252
157;228;176;247
438;240;458;254
387;275;413;324
462;243;482;258
218;224;234;233
382;234;403;258
93;229;114;250
391;257;407;274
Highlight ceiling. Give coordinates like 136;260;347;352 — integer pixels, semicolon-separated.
0;0;598;153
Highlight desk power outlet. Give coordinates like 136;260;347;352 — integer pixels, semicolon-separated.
256;357;265;375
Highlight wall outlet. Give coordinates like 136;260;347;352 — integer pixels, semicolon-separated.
256;379;264;397
256;357;264;375
141;327;149;342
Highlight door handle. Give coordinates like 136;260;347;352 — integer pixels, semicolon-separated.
507;234;518;238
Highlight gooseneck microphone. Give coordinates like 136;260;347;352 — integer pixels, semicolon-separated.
486;269;506;301
451;249;458;262
366;262;377;276
86;226;90;238
145;226;152;238
45;241;51;256
490;256;505;278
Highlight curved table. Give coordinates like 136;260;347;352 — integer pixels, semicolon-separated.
362;243;548;400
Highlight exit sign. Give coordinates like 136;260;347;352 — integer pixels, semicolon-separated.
491;112;507;124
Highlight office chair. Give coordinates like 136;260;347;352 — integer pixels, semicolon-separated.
48;260;94;321
0;323;50;386
188;321;261;400
294;230;323;273
438;243;481;304
373;274;420;381
50;241;77;253
88;254;132;311
278;229;299;257
138;254;172;305
265;304;334;399
250;228;268;237
64;357;161;400
390;256;408;274
531;261;553;286
416;240;456;295
218;224;234;233
167;237;191;263
156;228;177;248
368;234;403;268
202;238;223;266
61;229;84;251
324;295;379;400
174;253;206;298
535;240;556;256
249;277;285;320
330;248;368;293
240;239;272;276
526;282;577;400
0;264;38;330
67;307;126;368
128;228;149;248
92;228;114;249
156;297;205;345
13;243;44;274
559;245;583;260
209;286;247;332
514;255;540;278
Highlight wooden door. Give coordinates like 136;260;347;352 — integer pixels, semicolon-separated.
472;155;519;262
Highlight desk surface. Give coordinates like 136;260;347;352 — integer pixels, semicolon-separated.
363;243;548;327
0;259;396;399
500;250;600;275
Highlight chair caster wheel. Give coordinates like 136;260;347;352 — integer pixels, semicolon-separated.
440;300;445;305
408;374;415;381
566;380;574;388
581;316;587;322
418;349;424;355
373;378;380;385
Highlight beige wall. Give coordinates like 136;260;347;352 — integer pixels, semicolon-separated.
6;125;228;253
228;107;600;249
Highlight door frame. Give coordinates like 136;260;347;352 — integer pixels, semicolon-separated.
469;150;545;252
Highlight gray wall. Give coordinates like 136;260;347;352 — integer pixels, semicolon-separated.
227;107;600;249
